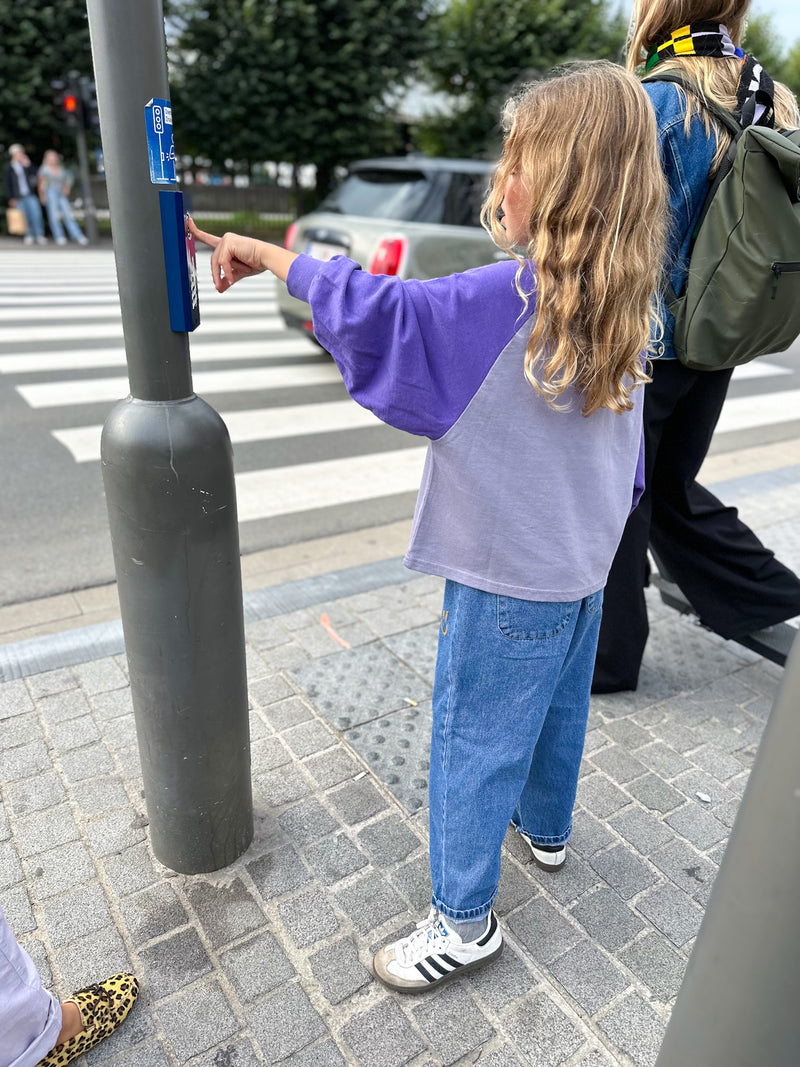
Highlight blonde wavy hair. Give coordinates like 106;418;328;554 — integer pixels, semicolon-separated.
627;0;800;174
482;61;668;417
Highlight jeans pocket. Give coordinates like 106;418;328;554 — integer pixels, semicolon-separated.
497;597;575;641
586;589;604;615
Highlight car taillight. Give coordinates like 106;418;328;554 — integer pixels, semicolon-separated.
368;236;407;276
284;222;299;250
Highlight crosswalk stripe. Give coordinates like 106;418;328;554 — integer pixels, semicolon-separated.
714;388;800;434
731;361;792;380
235;446;426;522
16;363;344;407
0;298;277;321
53;400;384;462
1;315;284;344
0;337;319;374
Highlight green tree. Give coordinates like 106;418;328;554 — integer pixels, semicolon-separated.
742;12;787;79
169;0;431;201
416;0;627;158
0;1;94;163
783;39;800;99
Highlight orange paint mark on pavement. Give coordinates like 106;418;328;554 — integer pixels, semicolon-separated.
320;613;351;649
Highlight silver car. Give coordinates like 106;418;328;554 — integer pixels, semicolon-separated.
277;157;504;337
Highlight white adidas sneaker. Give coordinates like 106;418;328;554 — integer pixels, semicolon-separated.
526;840;566;871
373;908;503;993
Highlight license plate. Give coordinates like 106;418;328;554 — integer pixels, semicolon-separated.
305;240;345;262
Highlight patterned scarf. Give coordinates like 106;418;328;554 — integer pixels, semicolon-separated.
645;22;775;129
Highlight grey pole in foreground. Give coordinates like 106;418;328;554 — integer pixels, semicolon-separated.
85;0;252;873
655;633;800;1067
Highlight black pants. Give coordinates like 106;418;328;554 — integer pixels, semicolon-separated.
593;359;800;693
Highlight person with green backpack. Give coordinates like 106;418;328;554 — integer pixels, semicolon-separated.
592;0;800;694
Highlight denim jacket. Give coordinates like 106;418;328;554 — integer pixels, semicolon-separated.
643;81;718;359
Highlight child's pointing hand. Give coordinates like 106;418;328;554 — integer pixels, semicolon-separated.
188;218;270;292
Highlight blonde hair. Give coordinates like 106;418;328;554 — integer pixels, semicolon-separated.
482;61;668;417
628;0;800;173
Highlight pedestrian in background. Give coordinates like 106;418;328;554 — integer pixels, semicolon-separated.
3;144;47;246
37;150;89;246
592;0;800;694
188;60;667;991
0;905;138;1067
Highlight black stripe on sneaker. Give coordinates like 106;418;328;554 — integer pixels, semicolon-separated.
425;956;450;976
477;913;498;947
415;961;437;982
439;953;463;968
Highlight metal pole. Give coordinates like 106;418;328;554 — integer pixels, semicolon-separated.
655;632;800;1066
85;0;252;873
74;126;98;246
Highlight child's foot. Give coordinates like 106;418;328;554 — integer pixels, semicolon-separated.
373;908;502;993
526;840;566;871
36;973;139;1066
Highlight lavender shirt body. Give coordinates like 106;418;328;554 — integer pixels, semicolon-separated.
287;254;644;602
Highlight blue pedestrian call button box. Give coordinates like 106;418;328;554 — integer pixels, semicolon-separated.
144;98;177;184
160;190;200;332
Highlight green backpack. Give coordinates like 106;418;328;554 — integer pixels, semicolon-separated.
645;70;800;372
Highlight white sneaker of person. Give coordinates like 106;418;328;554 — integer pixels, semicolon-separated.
55;237;68;245
35;235;48;245
526;839;567;871
23;235;34;245
78;236;89;246
373;908;503;993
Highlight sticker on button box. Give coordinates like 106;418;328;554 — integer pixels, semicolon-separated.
144;98;177;184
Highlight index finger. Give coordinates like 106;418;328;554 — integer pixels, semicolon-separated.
187;217;221;249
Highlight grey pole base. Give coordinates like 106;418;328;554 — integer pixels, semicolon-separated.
654;631;800;1066
102;395;253;873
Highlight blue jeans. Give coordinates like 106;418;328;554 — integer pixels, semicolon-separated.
44;188;86;243
429;580;603;921
17;194;44;239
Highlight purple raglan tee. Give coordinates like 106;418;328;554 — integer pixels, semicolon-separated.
287;253;645;602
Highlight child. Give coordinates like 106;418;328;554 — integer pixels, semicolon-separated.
189;59;668;993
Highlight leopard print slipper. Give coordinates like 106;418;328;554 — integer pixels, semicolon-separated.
36;972;139;1066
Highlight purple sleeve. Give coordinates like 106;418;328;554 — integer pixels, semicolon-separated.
287;253;534;439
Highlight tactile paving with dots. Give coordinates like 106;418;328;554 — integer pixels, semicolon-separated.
290;644;431;731
382;623;439;686
344;702;432;814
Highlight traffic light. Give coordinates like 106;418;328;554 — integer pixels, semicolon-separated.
79;77;100;133
52;78;83;131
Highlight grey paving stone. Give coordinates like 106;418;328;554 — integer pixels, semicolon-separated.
549;940;630;1013
139;927;212;1000
35;687;90;724
283;719;338;759
506;897;582;965
292;644;431;730
576;775;630;818
189;1039;261;1067
248;618;291;650
110;744;142;781
599;719;654;750
340;997;425;1067
259;641;311;672
0;739;51;782
690;743;745;781
589;745;647;784
0;840;23;889
570;811;618;858
120;881;189;944
358;813;422;868
303;746;362;789
27;839;96;898
650;839;716;898
589;844;659;900
185;878;266;949
254;763;312;808
4;713;43;748
477;1046;528;1067
505;992;586;1067
278;797;339;847
157;979;239;1061
5;771;66;815
309;936;372;1005
219;931;296;1002
72;775;130;815
345;704;432;814
609;807;675;855
282;1040;347;1067
390;855;433;912
494;856;539;915
0;678;35;717
250;736;292;774
597;992;667;1067
87;687;134;722
19;937;52;990
59;742;116;782
470;943;537;1012
73;657;128;696
84;807;147;856
329;777;389;825
648;719;701;755
670;766;739;809
637;741;694;780
56;924;131;990
712;797;741;829
84;1005;157;1065
619;932;687;1002
102;843;160;897
626;774;685;814
335;871;408;934
259;694;314;731
248;981;327;1061
412;983;494;1065
247;844;311;900
279;885;340;947
26;668;76;700
101;713;138;752
636;884;704;947
382;623;439;685
305;832;369;885
528;850;598;907
666;802;728;850
88;1039;168;1067
249;673;295;707
571;887;645;950
0;796;8;841
2;884;35;935
15;803;79;855
49;713;101;753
